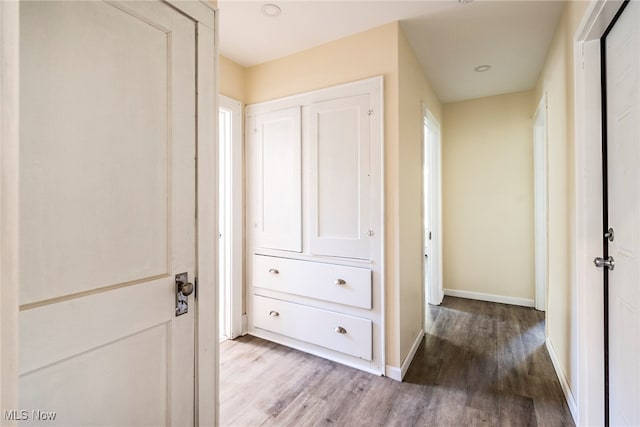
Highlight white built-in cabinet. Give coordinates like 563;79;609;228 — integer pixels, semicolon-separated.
246;77;384;374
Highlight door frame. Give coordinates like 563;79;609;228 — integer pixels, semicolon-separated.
533;95;548;312
423;106;443;307
0;2;219;425
0;0;20;416
574;1;625;425
218;95;243;340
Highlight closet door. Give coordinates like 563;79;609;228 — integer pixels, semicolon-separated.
307;94;370;260
248;107;302;252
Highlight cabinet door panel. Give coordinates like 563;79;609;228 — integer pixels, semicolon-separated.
249;107;302;252
253;295;373;360
253;254;372;309
307;94;370;259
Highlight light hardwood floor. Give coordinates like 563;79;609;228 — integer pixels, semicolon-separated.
220;296;574;426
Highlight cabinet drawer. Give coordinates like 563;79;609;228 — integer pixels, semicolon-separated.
253;255;371;309
253;295;372;360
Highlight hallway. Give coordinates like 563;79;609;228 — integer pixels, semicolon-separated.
220;297;573;426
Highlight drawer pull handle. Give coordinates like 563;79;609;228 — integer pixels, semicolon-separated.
269;311;280;317
334;279;346;285
334;326;347;334
268;268;279;275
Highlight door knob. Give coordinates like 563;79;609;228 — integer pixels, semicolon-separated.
175;272;193;316
594;256;615;271
179;281;194;296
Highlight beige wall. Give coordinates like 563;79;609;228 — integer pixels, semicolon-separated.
220;55;246;102
533;0;589;402
244;23;398;107
397;27;442;362
442;91;535;302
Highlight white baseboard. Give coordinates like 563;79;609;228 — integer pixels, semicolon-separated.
250;330;384;376
385;365;402;381
546;338;577;423
241;314;248;336
444;288;534;308
402;329;425;378
386;329;425;382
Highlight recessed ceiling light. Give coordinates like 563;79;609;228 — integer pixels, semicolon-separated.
261;3;281;17
474;65;491;72
458;0;474;3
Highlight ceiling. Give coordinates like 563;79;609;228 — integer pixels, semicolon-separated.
218;0;566;103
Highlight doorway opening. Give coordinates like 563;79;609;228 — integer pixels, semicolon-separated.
533;95;548;312
218;95;243;341
423;107;443;308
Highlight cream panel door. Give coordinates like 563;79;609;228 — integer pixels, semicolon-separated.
605;1;640;425
249;107;302;252
307;94;371;260
19;2;196;425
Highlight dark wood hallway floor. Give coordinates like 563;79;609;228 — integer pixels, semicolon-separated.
219;297;574;426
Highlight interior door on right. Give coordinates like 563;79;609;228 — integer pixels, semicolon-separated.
605;1;640;424
306;94;371;260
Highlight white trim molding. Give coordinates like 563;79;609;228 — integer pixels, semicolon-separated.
532;94;549;313
0;0;20;419
444;289;534;308
241;313;248;335
386;329;425;382
546;338;578;422
385;365;403;382
195;12;218;427
218;95;244;340
423;106;444;307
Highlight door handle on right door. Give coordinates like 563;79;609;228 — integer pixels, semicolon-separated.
594;256;615;270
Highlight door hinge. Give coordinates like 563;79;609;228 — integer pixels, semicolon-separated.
368;109;374;116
